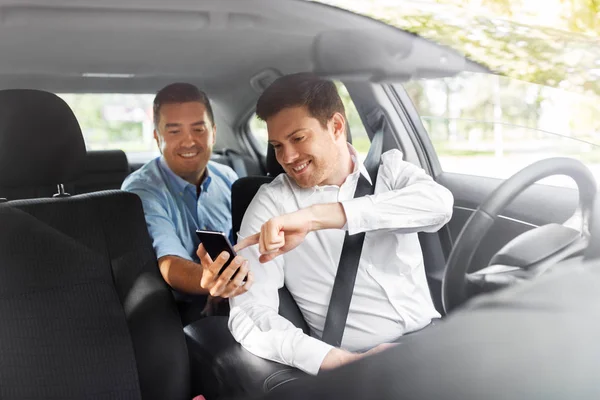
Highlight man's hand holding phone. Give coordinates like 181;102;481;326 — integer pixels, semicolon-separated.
196;243;253;298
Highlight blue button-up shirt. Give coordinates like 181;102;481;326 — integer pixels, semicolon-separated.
122;157;237;262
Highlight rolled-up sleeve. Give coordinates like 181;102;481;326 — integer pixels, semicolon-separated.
342;149;454;236
125;186;191;261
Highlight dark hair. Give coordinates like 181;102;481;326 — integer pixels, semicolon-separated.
153;82;215;128
256;73;346;130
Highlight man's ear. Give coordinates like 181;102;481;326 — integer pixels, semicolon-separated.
153;129;163;154
211;124;217;145
331;112;346;141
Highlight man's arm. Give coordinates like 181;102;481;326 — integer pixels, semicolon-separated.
236;150;453;263
157;255;207;295
228;184;340;375
341;149;453;235
126;186;249;297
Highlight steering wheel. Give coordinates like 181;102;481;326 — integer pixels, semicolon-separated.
442;157;597;314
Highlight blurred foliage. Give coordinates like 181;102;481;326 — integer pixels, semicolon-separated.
58;93;154;151
316;0;600;97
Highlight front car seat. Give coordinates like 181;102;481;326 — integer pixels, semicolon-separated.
0;89;190;400
183;144;309;399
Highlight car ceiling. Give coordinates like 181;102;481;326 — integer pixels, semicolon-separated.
0;1;369;121
0;0;478;150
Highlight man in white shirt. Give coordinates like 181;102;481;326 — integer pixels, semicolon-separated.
197;73;454;376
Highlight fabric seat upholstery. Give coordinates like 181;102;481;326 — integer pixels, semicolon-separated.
0;89;190;400
74;149;131;193
0;150;131;200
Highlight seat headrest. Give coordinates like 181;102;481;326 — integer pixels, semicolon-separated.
266;144;285;177
85;150;129;173
0;89;86;186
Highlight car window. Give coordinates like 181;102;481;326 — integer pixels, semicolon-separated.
57;93;158;163
249;82;370;159
402;72;600;188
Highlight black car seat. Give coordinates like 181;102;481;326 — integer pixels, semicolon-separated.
230;145;310;332
0;149;130;200
74;149;131;193
0;89;190;400
212;148;265;178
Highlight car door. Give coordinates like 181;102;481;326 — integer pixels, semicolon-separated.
392;72;594;265
343;75;595;311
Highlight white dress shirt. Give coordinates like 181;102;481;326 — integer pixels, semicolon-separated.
229;145;454;376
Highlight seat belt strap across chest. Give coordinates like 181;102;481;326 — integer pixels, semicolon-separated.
321;128;384;347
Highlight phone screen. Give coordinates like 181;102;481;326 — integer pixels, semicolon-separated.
196;230;237;276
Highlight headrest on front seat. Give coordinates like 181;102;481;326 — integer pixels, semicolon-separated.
0;89;86;187
266;144;285;177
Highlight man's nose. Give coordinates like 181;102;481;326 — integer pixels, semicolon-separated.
281;145;299;164
181;129;195;146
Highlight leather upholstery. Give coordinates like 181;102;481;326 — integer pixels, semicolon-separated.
185;317;307;399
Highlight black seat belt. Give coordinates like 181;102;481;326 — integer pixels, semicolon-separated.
321;127;384;347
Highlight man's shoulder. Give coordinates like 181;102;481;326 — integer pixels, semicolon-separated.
256;173;292;198
208;160;238;184
378;149;416;177
380;148;404;165
121;158;164;194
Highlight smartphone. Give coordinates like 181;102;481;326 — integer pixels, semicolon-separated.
196;230;239;278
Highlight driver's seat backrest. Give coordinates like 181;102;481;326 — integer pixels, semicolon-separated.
0;89;190;400
232;144;309;334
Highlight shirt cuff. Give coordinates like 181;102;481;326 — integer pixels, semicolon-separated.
291;335;334;375
341;196;373;236
154;238;193;261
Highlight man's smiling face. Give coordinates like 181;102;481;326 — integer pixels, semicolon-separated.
154;101;215;185
267;105;345;188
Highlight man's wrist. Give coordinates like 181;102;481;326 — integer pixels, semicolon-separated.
308;203;347;232
319;348;359;372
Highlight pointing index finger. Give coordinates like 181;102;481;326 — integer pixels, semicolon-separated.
234;232;261;252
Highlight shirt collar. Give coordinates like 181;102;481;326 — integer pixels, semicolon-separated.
158;156;212;195
304;143;372;199
313;143;372;188
348;143;373;186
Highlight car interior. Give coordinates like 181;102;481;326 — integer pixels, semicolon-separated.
0;0;599;399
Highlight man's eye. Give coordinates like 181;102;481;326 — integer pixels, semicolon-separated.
168;131;180;135
194;128;205;133
293;136;304;143
272;145;281;150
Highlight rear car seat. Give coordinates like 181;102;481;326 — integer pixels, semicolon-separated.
74;149;130;193
212;148;264;178
0;150;130;200
0;89;191;400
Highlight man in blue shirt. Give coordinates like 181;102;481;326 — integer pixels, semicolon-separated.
122;83;253;323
